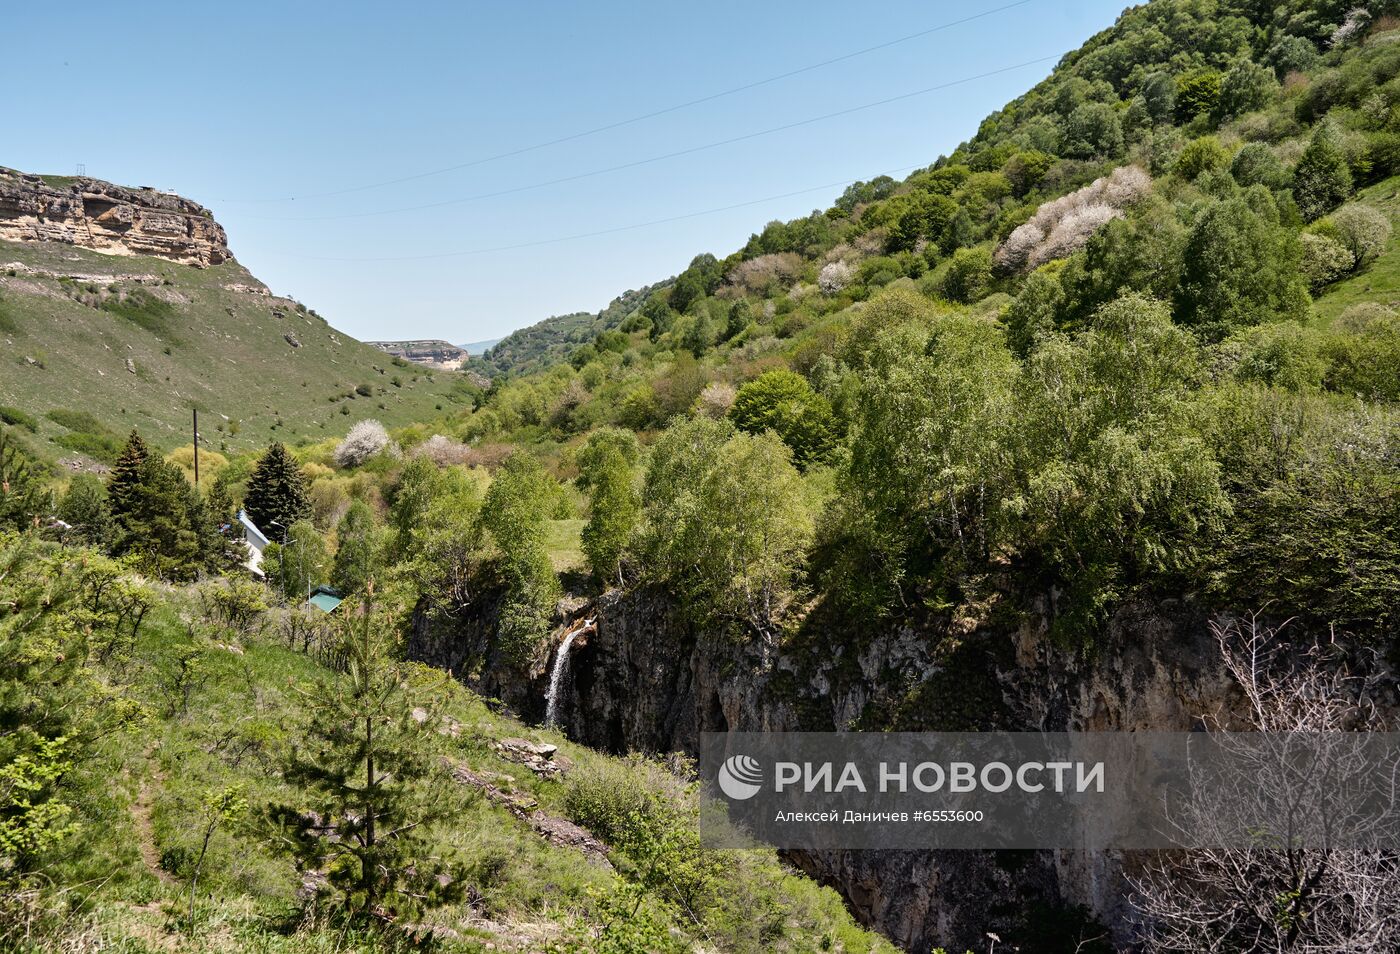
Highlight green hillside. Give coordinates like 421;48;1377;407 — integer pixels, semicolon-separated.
0;538;891;953
5;0;1400;952
0;239;472;461
473;283;664;377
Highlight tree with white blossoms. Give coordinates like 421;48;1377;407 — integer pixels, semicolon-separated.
1323;204;1393;272
817;259;854;294
333;419;397;468
1330;7;1371;47
995;165;1151;272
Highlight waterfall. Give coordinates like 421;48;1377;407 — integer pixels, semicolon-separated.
545;617;594;728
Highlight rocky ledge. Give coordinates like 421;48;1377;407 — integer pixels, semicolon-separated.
369;339;471;371
0;166;231;267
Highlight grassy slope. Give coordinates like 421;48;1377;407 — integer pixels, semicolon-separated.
0;239;471;458
1312;177;1400;325
52;590;889;953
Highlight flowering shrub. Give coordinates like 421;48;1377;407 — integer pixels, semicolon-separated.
333;419;396;468
818;260;855;294
996;166;1152;272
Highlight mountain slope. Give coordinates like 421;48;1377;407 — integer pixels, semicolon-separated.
474;282;664;377
0;173;471;460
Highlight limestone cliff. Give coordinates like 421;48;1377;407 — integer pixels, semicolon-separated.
369;339;471;371
0;167;230;266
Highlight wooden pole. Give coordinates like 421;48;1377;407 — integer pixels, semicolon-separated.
192;408;199;487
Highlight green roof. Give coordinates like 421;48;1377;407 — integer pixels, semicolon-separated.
306;590;344;614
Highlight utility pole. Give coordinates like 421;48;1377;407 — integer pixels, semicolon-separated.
192;408;199;487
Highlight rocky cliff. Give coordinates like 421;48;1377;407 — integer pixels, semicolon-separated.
408;585;1250;951
0;167;230;266
369;339;472;371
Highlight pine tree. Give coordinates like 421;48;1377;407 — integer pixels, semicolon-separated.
107;431;203;579
106;431;151;521
270;589;460;919
57;473;111;547
242;442;310;537
195;478;242;573
0;427;47;532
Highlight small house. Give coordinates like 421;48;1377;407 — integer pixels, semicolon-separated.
237;509;269;578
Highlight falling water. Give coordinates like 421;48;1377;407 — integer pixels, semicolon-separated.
545;617;594;728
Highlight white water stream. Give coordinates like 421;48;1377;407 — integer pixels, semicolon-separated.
545;617;594;727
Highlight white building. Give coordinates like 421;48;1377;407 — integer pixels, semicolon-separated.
237;509;269;578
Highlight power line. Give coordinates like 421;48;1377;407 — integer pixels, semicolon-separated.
249;53;1058;224
287;162;925;263
217;0;1035;204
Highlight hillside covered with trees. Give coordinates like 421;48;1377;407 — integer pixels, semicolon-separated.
5;0;1400;950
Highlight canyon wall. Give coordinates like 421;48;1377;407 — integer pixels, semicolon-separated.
0;167;230;266
408;586;1246;950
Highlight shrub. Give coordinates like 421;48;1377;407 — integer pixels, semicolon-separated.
333;419;396;468
1323;203;1392;269
1216;59;1276;119
940;246;995;303
1222;322;1326;390
1175;68;1222;121
995;166;1150;271
817;259;854;294
1294;122;1354;221
728;369;835;466
1230;142;1287;188
0;407;37;433
413;434;473;467
99;288;174;335
1061;103;1124;158
1029;205;1123;269
720;253;802;298
1174;136;1230;181
1299;231;1354;289
696;381;737;418
1176;191;1310;337
1324;304;1400;401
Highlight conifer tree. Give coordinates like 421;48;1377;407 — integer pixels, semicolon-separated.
0;427;47;532
106;431;204;579
57;473;112;547
242;442;310;537
106;431;151;521
271;588;460;919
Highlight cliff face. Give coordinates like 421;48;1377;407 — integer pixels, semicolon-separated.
408;586;1245;951
369;339;471;371
0;167;230;266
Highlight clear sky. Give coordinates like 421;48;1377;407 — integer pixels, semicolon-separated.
4;0;1128;344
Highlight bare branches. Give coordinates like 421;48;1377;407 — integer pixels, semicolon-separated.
1130;615;1400;953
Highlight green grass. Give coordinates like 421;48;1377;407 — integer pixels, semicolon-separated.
29;581;892;953
100;287;176;336
0;239;470;460
1312;179;1400;327
544;518;585;572
44;407;123;462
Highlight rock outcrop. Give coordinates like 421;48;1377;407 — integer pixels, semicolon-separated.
0;167;231;266
409;585;1256;951
369;339;472;371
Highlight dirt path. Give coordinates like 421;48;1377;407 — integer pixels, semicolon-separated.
129;756;175;885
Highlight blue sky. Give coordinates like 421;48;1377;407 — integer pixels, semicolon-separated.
4;1;1127;343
